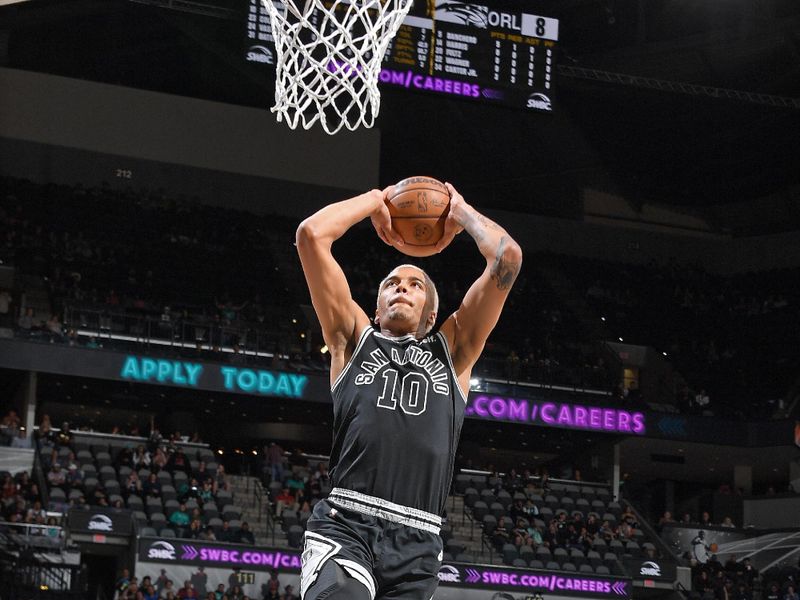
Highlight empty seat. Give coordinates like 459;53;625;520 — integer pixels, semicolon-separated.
512;558;527;568
544;495;559;510
282;511;299;531
502;544;527;566
609;539;625;556
160;527;177;538
538;507;553;520
455;552;473;563
163;499;179;517
562;562;577;572
157;470;172;485
469;476;487;492
561;497;575;510
207;517;224;531
133;511;148;525
519;545;534;564
554;547;569;565
596;565;611;575
82;463;97;477
579;564;594;573
587;550;602;567
625;541;641;557
49;488;66;501
222;504;241;521
118;466;132;480
145;496;163;514
95;452;112;468
546;561;560;571
77;450;93;463
109;493;124;506
127;495;144;511
99;466;116;481
150;513;167;528
535;546;552;561
607;501;622;517
497;490;512;505
161;485;177;503
463;488;479;508
570;549;586;566
454;474;472;495
480;488;495;503
203;502;219;520
529;559;544;569
139;526;158;537
576;498;590;511
105;480;121;495
471;501;488;521
489;502;505;520
481;514;497;537
217;490;233;505
591;500;606;512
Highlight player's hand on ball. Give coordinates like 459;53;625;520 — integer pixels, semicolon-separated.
434;183;465;253
369;187;403;247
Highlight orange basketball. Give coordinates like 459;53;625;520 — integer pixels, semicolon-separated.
386;176;450;257
709;543;719;553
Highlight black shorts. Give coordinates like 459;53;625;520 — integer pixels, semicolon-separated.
301;489;444;600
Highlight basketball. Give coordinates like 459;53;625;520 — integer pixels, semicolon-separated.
709;543;719;553
386;176;451;257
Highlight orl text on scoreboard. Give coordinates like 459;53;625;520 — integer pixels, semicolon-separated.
245;0;559;112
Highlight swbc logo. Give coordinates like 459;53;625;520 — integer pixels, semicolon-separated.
526;93;552;111
640;561;662;577
148;541;177;561
88;515;113;532
246;45;274;64
437;565;461;583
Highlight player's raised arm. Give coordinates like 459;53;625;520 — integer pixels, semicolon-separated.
295;190;403;376
437;183;522;379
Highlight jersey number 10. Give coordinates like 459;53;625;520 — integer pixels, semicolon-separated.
376;368;429;416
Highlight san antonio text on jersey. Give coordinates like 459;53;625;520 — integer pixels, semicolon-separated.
329;327;467;517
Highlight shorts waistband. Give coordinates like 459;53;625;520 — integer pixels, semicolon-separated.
328;488;442;535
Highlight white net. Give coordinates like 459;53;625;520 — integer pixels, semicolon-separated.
261;0;414;135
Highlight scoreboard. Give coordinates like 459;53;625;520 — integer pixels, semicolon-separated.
245;0;559;112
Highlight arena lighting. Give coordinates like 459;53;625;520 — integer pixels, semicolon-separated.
663;351;668;356
320;345;329;354
469;377;481;388
618;337;624;341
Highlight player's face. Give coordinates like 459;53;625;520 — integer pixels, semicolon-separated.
376;266;432;334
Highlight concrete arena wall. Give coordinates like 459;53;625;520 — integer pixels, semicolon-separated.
0;67;379;193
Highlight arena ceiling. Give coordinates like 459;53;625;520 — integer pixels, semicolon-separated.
1;0;799;221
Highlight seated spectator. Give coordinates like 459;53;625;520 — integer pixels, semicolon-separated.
198;481;214;504
152;448;169;471
178;478;202;503
133;445;151;469
169;502;191;530
217;520;236;543
281;585;298;600
11;428;32;449
168;448;190;474
720;516;736;528
177;581;198;599
237;521;255;545
125;471;143;496
215;464;229;491
213;584;225;600
47;463;66;488
275;487;295;517
187;519;203;539
492;516;511;549
142;473;162;498
193;460;211;483
17;307;35;332
784;585;799;600
66;464;84;487
226;584;244;600
160;580;176;599
56;422;73;448
46;313;65;342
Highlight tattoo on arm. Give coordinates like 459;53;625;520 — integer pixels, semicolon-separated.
490;236;520;291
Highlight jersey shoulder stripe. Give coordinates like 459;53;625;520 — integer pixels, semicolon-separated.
436;331;468;404
331;325;373;393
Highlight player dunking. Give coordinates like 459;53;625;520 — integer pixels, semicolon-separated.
295;182;522;600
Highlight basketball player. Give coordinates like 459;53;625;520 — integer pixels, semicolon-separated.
295;182;522;600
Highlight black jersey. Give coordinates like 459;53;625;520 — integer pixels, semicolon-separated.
329;326;467;517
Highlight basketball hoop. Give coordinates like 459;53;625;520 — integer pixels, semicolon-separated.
262;0;413;135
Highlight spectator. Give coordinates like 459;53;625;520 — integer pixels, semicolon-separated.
143;473;162;498
217;520;235;543
47;463;66;488
266;442;285;484
159;580;176;599
190;568;207;597
169;502;191;530
784;585;799;600
227;585;244;600
0;288;12;326
237;521;255;545
213;584;225;600
155;570;169;595
720;516;736;528
177;581;198;599
133;445;151;469
280;585;297;600
17;307;35;332
11;428;31;449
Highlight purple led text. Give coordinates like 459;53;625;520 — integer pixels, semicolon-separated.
466;396;646;435
379;68;482;98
